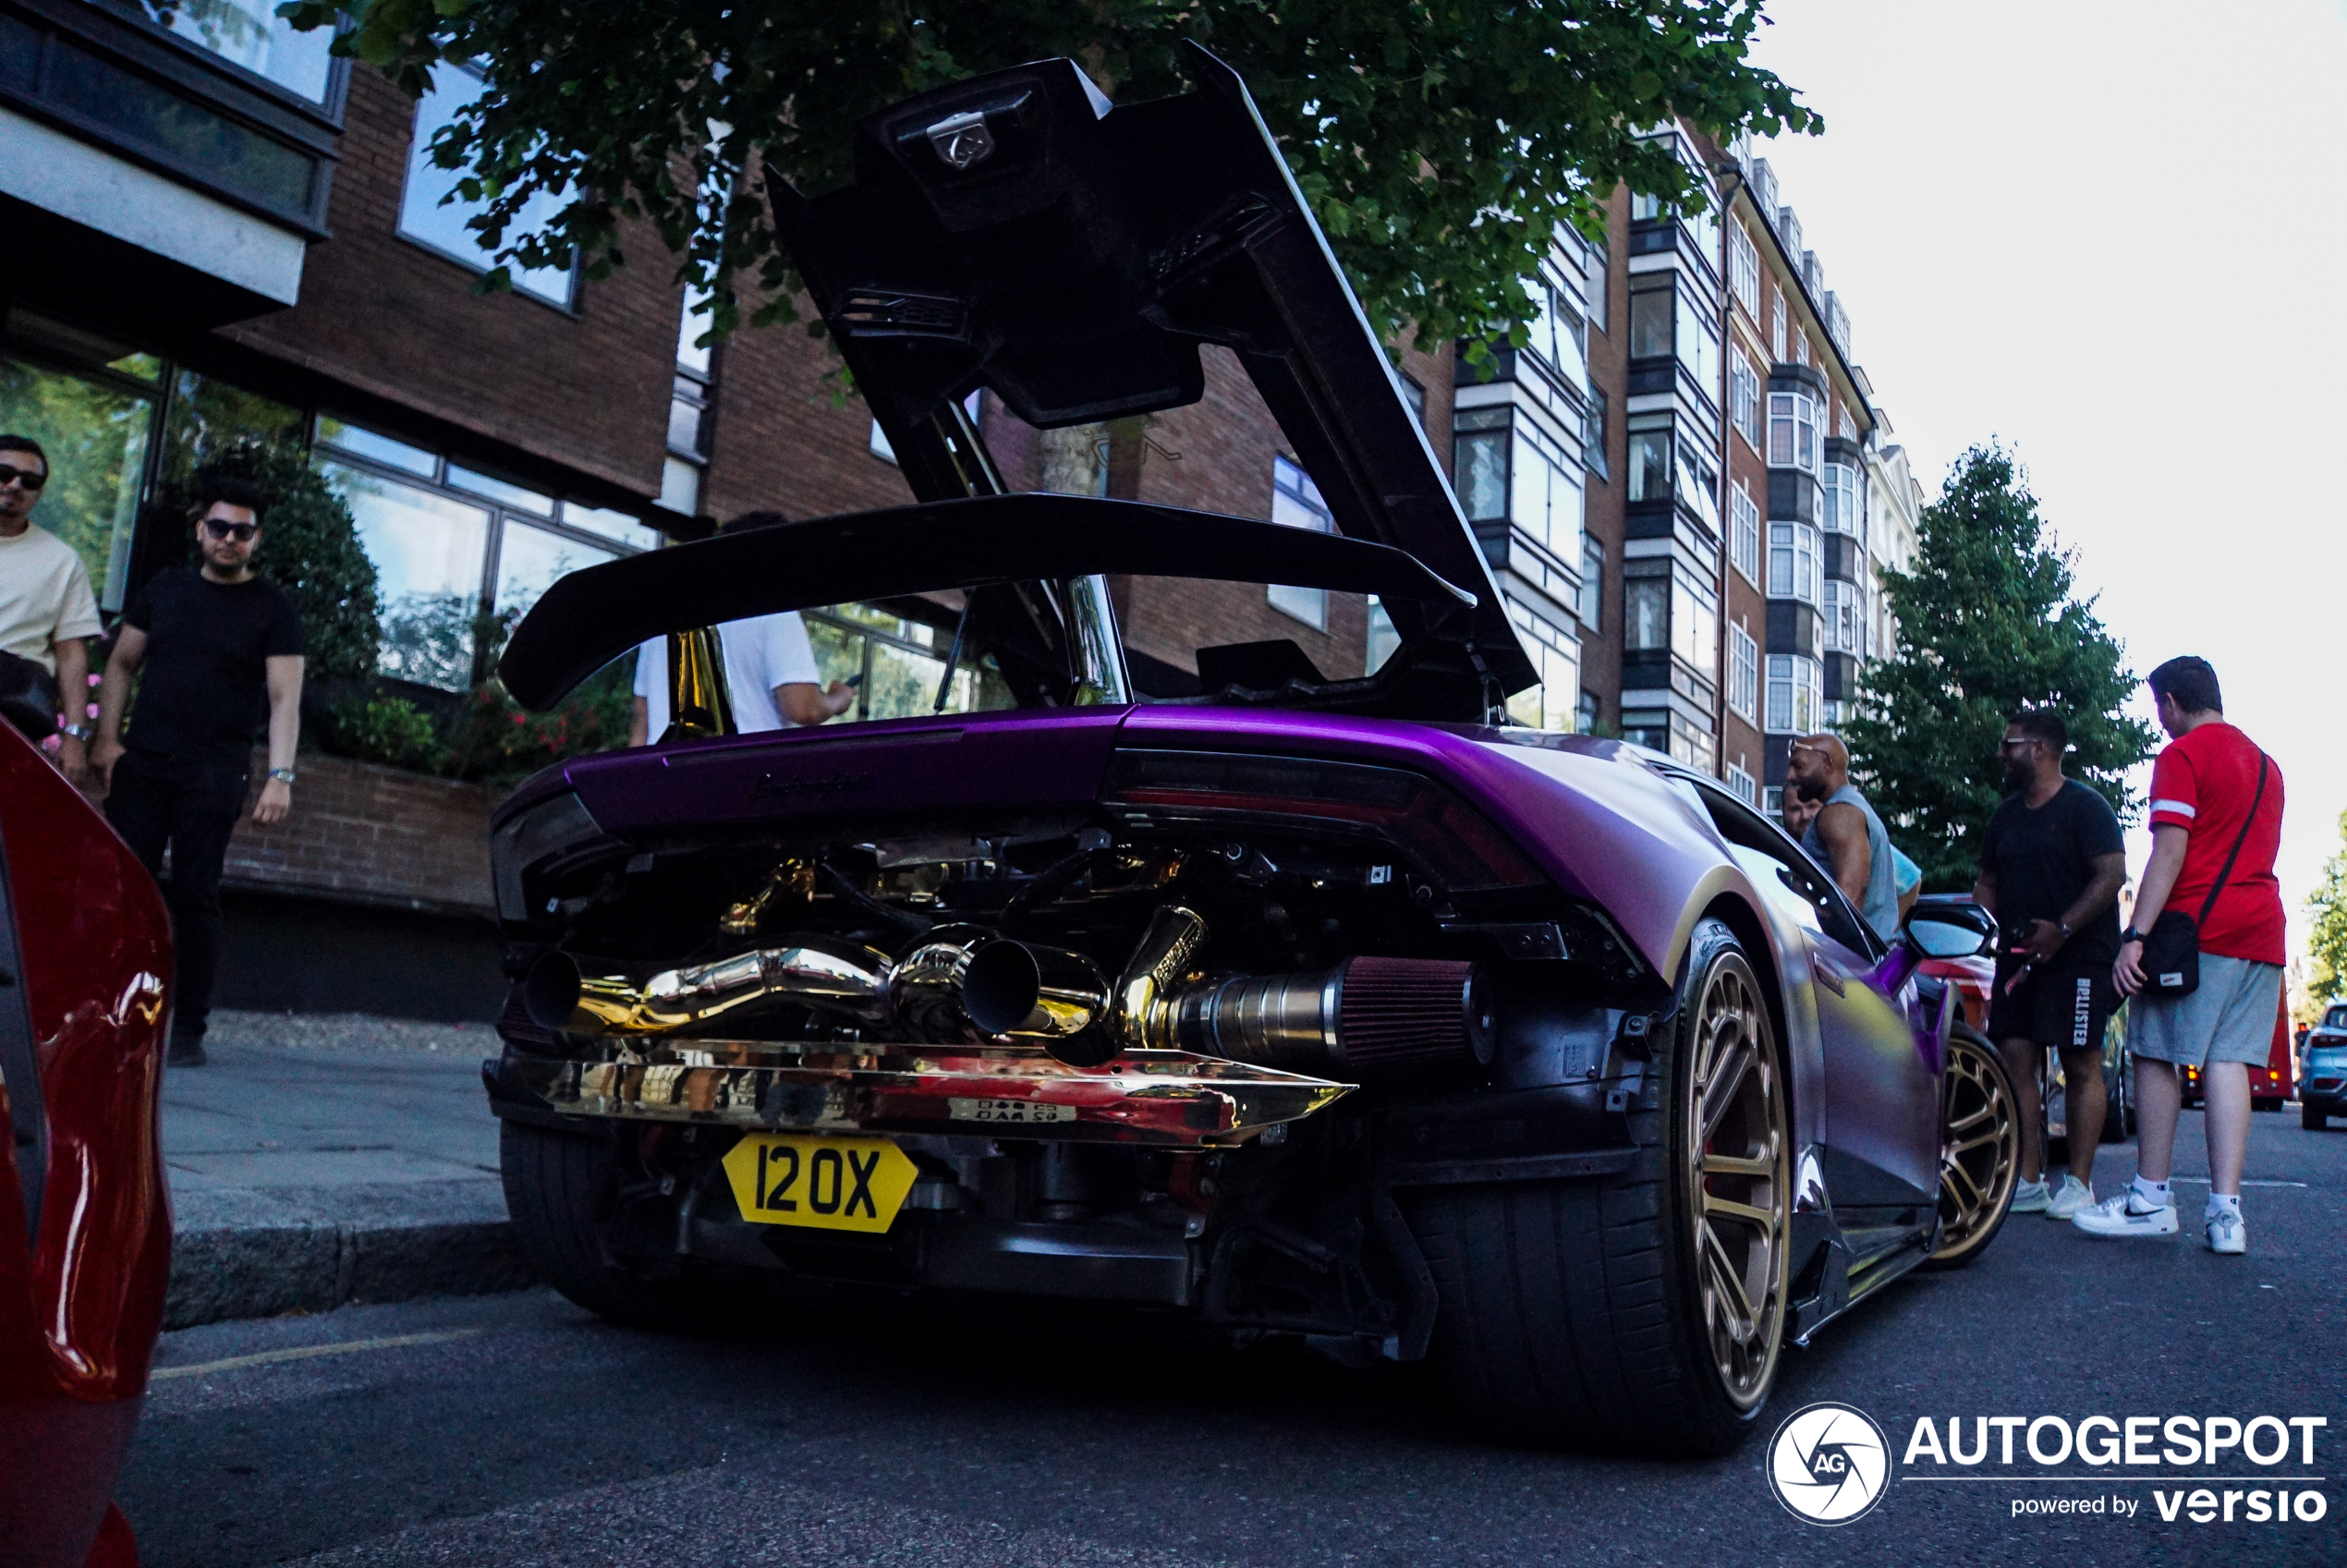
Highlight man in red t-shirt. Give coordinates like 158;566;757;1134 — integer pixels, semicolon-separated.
2075;657;2283;1255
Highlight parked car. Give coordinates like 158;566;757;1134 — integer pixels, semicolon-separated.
1909;893;1993;1031
482;48;2021;1458
2302;1003;2347;1130
0;720;174;1566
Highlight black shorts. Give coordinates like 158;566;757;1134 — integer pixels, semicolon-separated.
1988;954;2118;1053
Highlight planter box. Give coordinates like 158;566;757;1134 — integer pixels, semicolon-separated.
222;750;505;918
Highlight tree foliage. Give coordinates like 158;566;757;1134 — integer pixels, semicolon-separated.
2304;811;2347;1007
263;0;1817;352
1844;444;2157;892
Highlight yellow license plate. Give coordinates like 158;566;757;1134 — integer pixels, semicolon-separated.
722;1134;919;1234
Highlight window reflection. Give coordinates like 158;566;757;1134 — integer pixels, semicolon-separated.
0;355;151;611
322;460;491;689
495;518;616;621
399;62;577;307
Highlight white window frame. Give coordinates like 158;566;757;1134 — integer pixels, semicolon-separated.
1729;346;1761;452
1730;223;1761;319
1769;285;1787;361
1768;521;1819;603
1765;653;1820;735
1767;390;1818;472
1730;480;1761;587
1729;622;1759;723
1728;762;1757;806
398;62;579;309
1268;454;1334;628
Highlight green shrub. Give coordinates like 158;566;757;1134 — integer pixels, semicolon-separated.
329;696;442;772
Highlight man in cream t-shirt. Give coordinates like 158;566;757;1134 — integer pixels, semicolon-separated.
0;435;102;785
626;610;855;744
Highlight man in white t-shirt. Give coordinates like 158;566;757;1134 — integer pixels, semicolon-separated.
627;610;854;744
0;435;102;786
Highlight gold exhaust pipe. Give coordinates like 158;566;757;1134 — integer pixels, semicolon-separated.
524;942;889;1036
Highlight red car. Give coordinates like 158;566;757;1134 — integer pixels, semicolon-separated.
0;722;174;1567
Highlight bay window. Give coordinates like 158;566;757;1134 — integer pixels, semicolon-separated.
1628;280;1673;360
1765;653;1821;735
1823;578;1867;658
157;0;337;102
1675;439;1721;533
1822;460;1862;538
1675;290;1720;396
1453;407;1510;522
1453;407;1581;560
1768;521;1818;602
1626;427;1672;504
1670;569;1718;669
1767;390;1818;471
1624;573;1669;651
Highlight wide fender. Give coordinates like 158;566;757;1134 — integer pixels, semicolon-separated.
1666;864;1827;1157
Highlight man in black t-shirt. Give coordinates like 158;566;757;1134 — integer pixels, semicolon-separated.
1972;710;2127;1219
92;475;305;1066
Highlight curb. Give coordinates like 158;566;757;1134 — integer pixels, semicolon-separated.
164;1184;535;1330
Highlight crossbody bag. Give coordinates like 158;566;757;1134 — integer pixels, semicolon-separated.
2139;751;2268;997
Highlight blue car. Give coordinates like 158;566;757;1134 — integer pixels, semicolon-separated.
2302;1004;2347;1131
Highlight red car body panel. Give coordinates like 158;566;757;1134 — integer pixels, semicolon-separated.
0;725;173;1567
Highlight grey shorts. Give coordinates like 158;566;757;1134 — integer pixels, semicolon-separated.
2127;954;2284;1068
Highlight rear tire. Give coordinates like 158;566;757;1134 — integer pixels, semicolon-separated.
500;1119;735;1331
1922;1025;2020;1270
2304;1103;2329;1132
1410;918;1788;1456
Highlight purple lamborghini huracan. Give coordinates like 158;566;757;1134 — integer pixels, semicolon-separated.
484;47;2020;1455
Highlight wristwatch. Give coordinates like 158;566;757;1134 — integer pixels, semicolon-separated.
56;721;91;741
2055;921;2072;940
2120;927;2145;945
267;767;297;784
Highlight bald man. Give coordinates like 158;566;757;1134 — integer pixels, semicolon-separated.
1785;732;1903;942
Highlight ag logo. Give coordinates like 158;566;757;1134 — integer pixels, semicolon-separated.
1766;1402;1891;1525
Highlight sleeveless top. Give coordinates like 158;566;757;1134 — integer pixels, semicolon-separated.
1803;784;1903;944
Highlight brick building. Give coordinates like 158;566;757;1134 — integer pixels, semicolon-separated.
0;5;1920;1015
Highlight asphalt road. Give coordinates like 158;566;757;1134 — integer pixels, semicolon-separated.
120;1110;2346;1568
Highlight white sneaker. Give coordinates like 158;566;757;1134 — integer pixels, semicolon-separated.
2010;1178;2050;1214
2072;1190;2179;1238
2206;1210;2246;1255
2046;1175;2095;1220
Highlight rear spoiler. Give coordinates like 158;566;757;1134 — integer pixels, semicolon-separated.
499;492;1474;711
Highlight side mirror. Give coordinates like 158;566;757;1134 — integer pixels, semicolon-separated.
1907;916;1993;961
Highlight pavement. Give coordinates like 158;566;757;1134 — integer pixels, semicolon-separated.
162;1013;531;1330
117;1109;2347;1568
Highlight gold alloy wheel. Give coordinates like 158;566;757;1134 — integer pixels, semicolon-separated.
1931;1031;2019;1263
1685;954;1790;1411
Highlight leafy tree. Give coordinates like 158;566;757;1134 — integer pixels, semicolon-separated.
164;440;383;680
1844;444;2157;891
2304;811;2347;1007
267;0;1817;352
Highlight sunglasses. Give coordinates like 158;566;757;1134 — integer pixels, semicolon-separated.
0;464;47;491
201;518;259;541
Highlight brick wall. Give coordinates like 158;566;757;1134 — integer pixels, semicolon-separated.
700;314;918;525
213;67;682;504
221;750;502;917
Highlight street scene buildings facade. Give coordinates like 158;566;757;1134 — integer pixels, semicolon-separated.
1;1;1916;1009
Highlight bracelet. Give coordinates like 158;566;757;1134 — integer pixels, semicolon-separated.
56;721;91;741
267;767;297;784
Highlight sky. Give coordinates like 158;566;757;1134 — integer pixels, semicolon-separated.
1744;0;2347;964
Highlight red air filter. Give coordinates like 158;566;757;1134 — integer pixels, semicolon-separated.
1338;957;1495;1073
